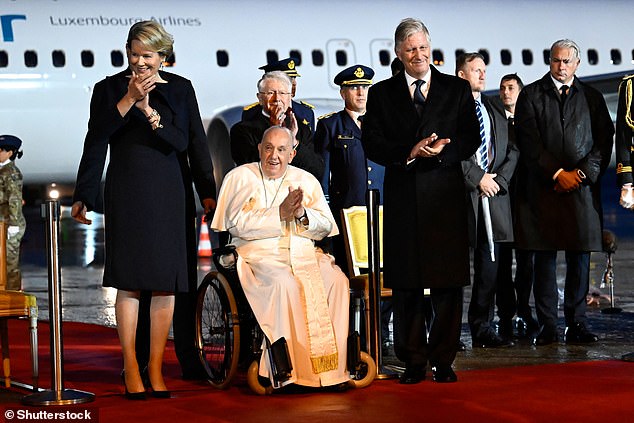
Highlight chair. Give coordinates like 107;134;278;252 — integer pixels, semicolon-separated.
0;218;38;390
340;206;390;351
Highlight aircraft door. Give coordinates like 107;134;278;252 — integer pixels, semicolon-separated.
326;39;356;89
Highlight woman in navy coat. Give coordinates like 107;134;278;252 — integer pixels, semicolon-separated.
72;21;214;399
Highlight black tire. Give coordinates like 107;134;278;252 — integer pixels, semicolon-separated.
195;271;240;389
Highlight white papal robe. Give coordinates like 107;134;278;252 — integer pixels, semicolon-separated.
211;162;350;387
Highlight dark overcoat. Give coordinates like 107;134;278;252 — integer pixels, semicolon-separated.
362;66;480;289
73;69;215;292
462;95;519;243
514;73;614;251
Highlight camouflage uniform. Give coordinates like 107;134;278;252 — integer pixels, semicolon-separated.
0;161;26;290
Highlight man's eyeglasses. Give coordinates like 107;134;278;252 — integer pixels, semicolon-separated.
259;91;292;97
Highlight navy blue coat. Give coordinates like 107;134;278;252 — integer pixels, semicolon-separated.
315;110;384;210
73;70;215;293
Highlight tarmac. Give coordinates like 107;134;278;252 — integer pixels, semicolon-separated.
16;172;634;375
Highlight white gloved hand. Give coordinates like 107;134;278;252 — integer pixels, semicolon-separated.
7;226;19;238
620;184;634;209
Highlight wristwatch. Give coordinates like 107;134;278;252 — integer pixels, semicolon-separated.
296;210;309;226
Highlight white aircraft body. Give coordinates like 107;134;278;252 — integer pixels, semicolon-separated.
1;0;632;197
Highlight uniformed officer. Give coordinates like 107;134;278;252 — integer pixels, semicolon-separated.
0;135;26;291
314;64;384;271
242;57;316;134
616;74;634;208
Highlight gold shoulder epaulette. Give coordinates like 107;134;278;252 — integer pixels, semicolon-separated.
622;74;634;81
300;100;315;109
243;102;259;111
318;112;336;120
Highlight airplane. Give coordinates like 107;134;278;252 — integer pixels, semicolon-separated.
1;0;632;202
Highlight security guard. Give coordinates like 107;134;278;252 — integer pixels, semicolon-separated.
314;64;384;272
242;57;316;133
0;135;26;291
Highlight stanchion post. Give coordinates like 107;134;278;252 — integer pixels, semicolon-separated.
366;189;398;379
23;200;94;405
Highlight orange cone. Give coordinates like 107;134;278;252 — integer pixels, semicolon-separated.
198;217;212;257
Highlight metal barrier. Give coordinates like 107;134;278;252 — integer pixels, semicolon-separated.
23;200;94;405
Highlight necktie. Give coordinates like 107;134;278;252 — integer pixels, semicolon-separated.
357;114;363;129
560;84;569;102
413;79;426;116
476;101;488;170
508;115;514;126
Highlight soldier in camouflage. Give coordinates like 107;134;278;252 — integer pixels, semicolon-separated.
0;135;26;291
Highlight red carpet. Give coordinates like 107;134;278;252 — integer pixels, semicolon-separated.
2;320;633;422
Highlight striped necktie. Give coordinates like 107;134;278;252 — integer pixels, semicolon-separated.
476;100;488;170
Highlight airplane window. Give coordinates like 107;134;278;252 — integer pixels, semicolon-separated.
312;50;324;66
52;50;65;68
500;49;511;65
478;49;490;65
587;49;598;65
216;50;229;67
543;49;550;65
0;51;7;67
611;49;622;65
432;49;444;66
81;50;94;67
455;49;465;60
111;50;124;67
379;49;391;66
289;50;302;66
335;50;347;66
266;50;279;65
522;49;533;65
24;50;37;68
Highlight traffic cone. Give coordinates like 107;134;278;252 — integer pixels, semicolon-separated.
197;217;212;257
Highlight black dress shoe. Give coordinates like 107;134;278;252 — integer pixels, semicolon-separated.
399;365;425;384
564;322;599;344
533;327;559;346
431;365;457;383
517;316;540;339
472;332;515;348
497;319;514;340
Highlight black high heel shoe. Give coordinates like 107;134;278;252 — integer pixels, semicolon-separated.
121;370;147;400
149;388;171;399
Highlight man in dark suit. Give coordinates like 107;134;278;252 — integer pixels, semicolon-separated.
242;58;316;134
230;71;324;181
457;53;519;349
362;18;480;384
514;39;614;346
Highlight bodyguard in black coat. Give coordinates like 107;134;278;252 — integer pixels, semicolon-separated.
457;53;519;348
362;18;480;384
514;39;614;346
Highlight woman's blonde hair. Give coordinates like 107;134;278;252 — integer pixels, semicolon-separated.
126;20;174;59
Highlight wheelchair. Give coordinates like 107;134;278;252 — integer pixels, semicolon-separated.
195;244;376;394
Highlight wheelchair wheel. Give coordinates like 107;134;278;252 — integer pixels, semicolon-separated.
349;351;376;389
195;271;240;389
246;360;273;395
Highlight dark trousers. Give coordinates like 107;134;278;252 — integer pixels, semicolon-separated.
514;249;535;320
393;287;462;368
496;248;536;322
533;251;590;330
495;244;516;322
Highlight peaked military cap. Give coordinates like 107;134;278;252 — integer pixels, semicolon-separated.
334;65;374;86
0;135;22;150
259;58;301;77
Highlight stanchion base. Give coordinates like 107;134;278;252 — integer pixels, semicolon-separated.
601;307;623;314
622;352;634;362
375;364;402;380
22;389;95;406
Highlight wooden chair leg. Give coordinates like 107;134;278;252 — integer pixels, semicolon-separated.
0;319;10;388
